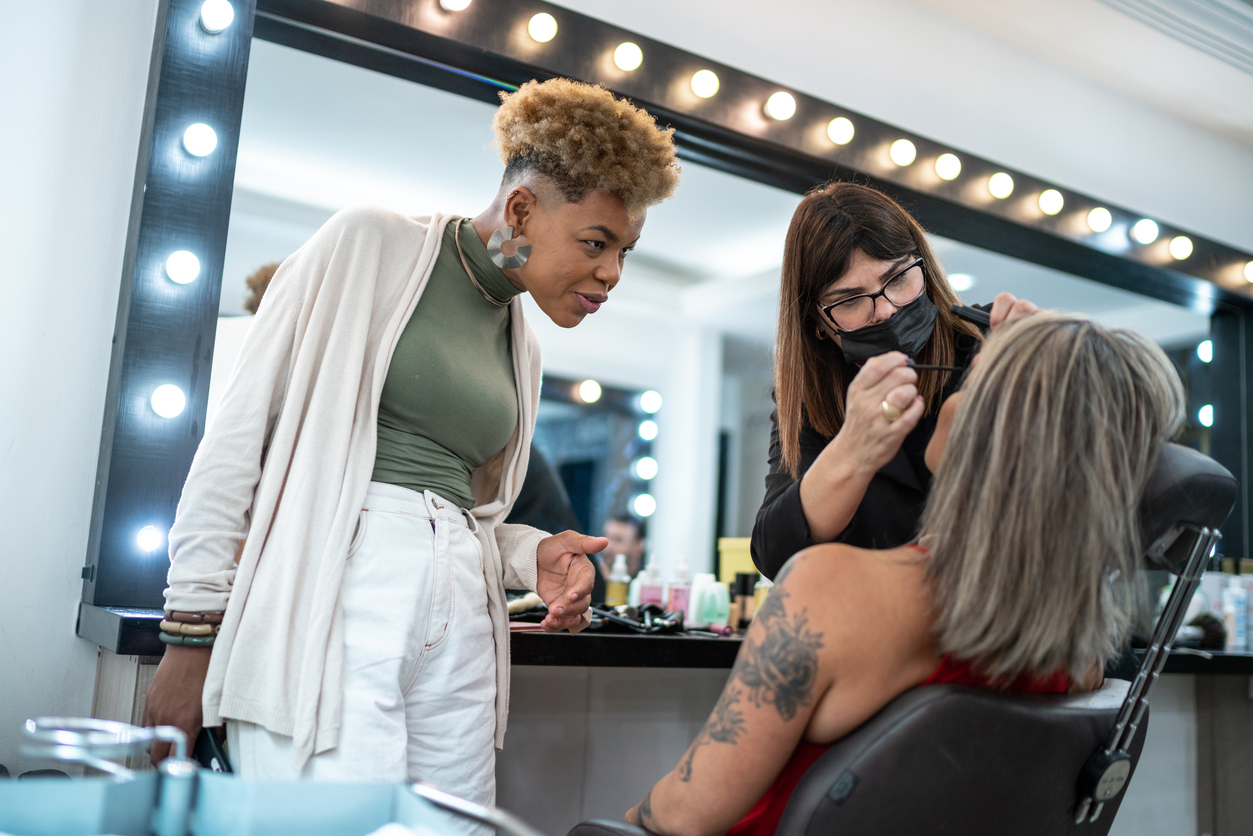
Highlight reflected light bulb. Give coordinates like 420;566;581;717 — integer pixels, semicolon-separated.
638;420;658;441
165;250;200;284
889;139;916;166
151;384;186;418
949;273;974;292
199;0;234;33
1198;404;1214;428
137;525;165;553
988;172;1014;199
1038;189;1064;216
439;0;472;9
1132;219;1159;245
690;70;719;98
635;456;659;480
182;123;217;156
1246;261;1253;283
577;379;602;403
633;493;657;517
614;42;643;71
1197;340;1213;364
934;153;961;181
1170;236;1193;260
765;91;796;120
528;12;557;42
827;117;854;145
639;390;662;413
1087;207;1112;233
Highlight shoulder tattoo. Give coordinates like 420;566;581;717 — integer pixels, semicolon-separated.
677;583;824;781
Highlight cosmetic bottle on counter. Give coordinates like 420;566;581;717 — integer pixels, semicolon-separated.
638;560;665;607
699;581;730;630
666;557;691;617
605;554;630;608
754;576;772;612
735;573;757;629
1221;577;1248;652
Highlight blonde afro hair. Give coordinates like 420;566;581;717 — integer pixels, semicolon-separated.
493;78;680;217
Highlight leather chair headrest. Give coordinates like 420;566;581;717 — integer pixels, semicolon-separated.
1140;443;1237;573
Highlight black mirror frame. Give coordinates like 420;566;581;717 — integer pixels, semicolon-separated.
78;0;1252;629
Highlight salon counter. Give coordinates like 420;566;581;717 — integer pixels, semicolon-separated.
76;602;1253;674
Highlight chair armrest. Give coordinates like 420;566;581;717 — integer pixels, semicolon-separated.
565;820;653;836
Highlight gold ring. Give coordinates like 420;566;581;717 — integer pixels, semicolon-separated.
881;400;903;422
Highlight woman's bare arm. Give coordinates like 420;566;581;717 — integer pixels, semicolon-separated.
625;558;834;836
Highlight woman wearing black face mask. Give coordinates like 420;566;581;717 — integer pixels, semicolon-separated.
751;182;1036;579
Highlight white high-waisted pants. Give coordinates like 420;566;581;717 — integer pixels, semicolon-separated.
227;482;498;813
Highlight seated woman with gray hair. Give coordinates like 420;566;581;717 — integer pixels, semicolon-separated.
627;312;1185;836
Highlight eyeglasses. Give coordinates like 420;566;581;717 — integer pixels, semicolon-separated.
818;257;926;332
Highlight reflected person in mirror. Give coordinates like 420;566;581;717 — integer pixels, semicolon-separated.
751;183;1039;579
143;78;681;809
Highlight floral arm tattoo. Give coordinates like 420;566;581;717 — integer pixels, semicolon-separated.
677;579;824;782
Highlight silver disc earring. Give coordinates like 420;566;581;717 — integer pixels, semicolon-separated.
487;226;532;270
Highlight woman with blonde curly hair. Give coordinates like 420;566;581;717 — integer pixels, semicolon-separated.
144;78;680;806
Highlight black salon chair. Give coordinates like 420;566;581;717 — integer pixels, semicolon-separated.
567;442;1236;836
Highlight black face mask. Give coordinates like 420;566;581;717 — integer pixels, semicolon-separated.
836;293;939;367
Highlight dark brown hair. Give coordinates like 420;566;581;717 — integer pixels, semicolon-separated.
775;182;980;477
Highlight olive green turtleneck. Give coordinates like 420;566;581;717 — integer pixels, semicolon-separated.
372;219;523;508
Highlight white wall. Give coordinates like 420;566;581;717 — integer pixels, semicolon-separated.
0;0;160;773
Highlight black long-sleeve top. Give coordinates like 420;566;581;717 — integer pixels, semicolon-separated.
751;336;977;579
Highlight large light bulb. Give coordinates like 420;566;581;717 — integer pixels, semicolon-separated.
639;390;662;413
528;13;557;42
1038;189;1064;216
765;91;796;120
151;384;186;418
1132;219;1159;245
934;153;961;181
1246;261;1253;283
136;525;165;552
827;117;854;145
889;139;916;167
1198;404;1214;428
577;379;602;403
1197;340;1213;363
439;0;472;9
949;273;974;292
199;0;234;33
182;123;217;157
614;42;643;71
165;250;200;284
690;70;719;98
634;456;658;480
633;493;657;517
1169;236;1193;260
638;420;658;441
1087;207;1112;233
988;172;1014;199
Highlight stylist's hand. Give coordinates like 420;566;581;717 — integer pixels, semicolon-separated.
988;291;1038;329
143;645;211;765
536;531;605;634
839;351;924;473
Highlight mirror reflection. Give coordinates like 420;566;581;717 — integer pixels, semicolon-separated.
213;39;1211;595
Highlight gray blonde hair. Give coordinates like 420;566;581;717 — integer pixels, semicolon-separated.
920;312;1185;681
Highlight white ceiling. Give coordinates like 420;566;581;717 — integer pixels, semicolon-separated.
912;0;1253;149
223;38;1208;347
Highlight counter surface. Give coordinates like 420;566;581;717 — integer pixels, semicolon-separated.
77;603;1253;674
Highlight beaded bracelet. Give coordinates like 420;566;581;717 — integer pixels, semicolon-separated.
158;632;215;647
164;611;224;625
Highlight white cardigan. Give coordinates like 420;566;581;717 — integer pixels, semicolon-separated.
165;207;547;766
